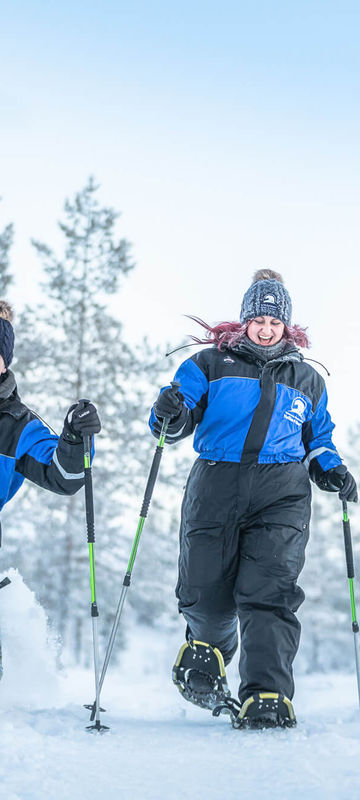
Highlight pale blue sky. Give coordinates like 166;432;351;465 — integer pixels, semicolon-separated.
1;1;360;444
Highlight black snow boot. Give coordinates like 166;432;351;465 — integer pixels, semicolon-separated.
172;640;230;711
232;692;296;729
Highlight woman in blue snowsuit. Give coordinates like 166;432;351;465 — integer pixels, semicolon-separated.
0;301;101;677
150;270;357;728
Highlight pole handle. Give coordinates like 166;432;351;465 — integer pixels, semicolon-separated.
81;399;92;469
342;499;355;579
83;432;95;544
161;379;182;427
154;379;182;436
160;380;181;422
83;433;91;460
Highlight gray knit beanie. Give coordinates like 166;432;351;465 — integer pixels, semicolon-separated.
240;269;292;325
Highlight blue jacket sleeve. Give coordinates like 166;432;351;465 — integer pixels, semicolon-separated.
15;418;88;495
149;356;209;444
302;387;342;474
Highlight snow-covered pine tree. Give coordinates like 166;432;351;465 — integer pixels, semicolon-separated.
0;211;14;295
8;178;182;664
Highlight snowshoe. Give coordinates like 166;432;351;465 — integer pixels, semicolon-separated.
231;691;296;729
172;640;230;711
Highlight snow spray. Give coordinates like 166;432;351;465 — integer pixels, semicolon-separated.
0;569;62;709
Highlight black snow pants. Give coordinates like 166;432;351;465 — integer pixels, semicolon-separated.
176;459;311;702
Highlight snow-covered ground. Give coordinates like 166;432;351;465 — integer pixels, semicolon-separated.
1;571;360;800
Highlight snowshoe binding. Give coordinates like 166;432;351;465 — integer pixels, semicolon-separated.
231;691;297;729
172;640;230;711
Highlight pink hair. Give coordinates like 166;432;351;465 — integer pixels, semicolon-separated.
186;315;310;350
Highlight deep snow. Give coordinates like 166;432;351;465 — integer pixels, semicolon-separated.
1;570;360;800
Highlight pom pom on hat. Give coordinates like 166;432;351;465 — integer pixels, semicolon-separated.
0;300;15;368
252;269;284;284
240;269;292;325
0;300;14;323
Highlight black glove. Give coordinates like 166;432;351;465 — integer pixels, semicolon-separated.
310;462;358;502
153;386;185;421
63;399;101;443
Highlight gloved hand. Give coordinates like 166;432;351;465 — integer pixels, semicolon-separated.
153;386;185;421
63;399;101;443
311;462;358;502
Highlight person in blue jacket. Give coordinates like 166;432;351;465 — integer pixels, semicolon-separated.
0;300;101;677
150;269;357;729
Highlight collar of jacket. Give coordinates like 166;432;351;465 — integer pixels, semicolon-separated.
0;369;17;402
228;339;303;366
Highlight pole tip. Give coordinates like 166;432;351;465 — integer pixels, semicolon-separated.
85;723;110;733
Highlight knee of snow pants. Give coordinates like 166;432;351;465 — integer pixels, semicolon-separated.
176;512;241;665
176;580;239;665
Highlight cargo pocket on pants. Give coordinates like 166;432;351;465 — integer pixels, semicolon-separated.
180;520;225;587
240;522;310;582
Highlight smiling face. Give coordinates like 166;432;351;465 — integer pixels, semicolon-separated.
247;316;285;346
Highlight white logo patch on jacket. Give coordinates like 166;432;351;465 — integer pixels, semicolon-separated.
284;396;308;427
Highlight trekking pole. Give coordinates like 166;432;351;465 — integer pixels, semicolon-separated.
83;427;109;732
341;499;360;707
85;381;181;721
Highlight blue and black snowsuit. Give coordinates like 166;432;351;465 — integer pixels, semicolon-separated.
0;369;89;678
150;341;342;701
0;370;87;545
